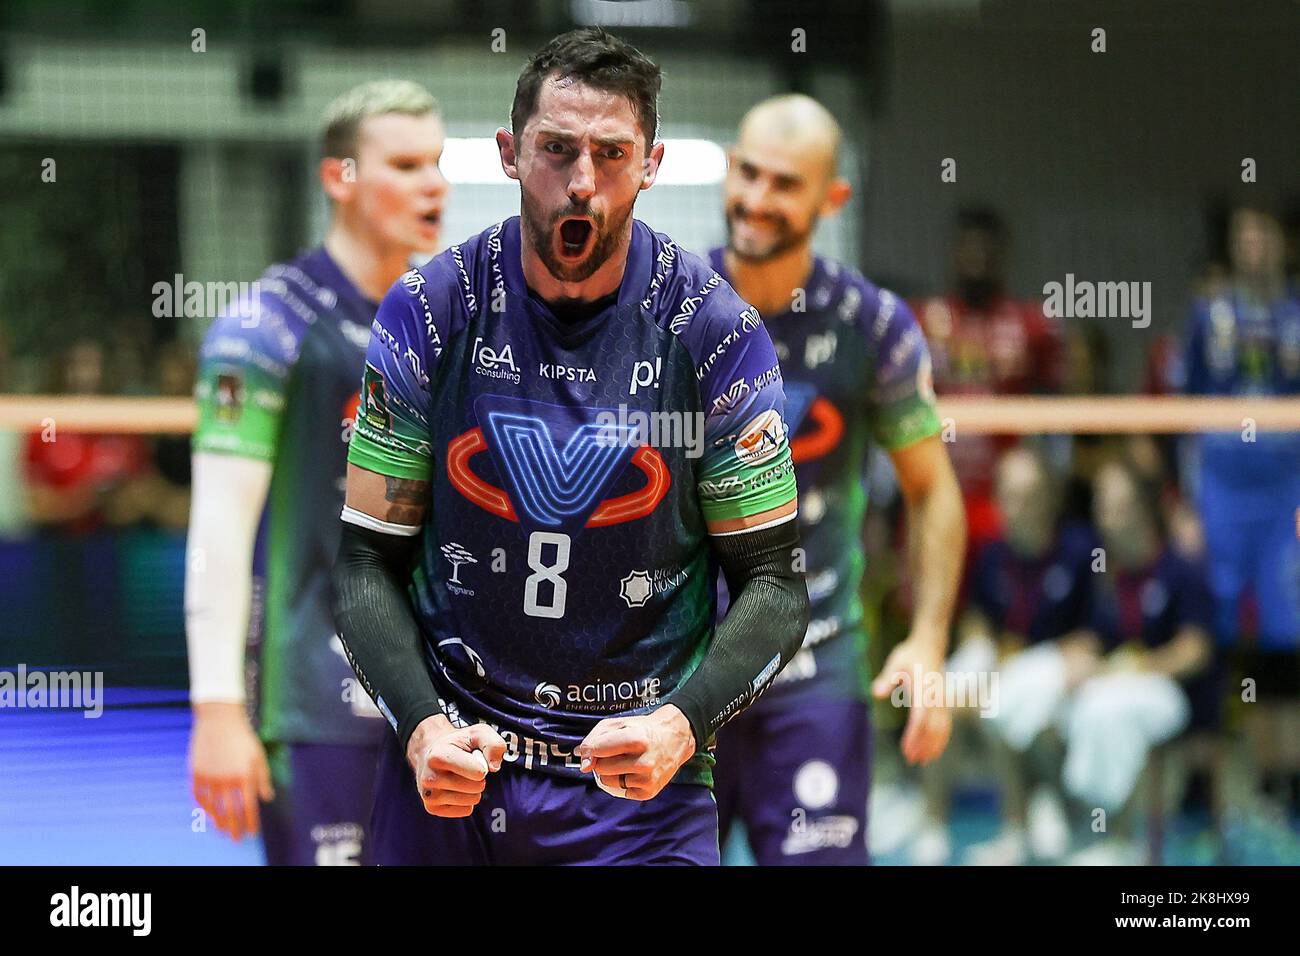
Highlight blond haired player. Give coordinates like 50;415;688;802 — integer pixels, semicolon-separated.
185;80;448;864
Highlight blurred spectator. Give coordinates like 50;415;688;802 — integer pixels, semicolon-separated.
1067;460;1215;861
1121;433;1203;561
975;458;1214;865
22;339;152;532
1060;322;1113;396
1143;261;1231;395
913;207;1063;553
910;447;1096;865
1181;204;1300;813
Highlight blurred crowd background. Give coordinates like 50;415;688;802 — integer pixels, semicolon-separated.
1;0;1298;864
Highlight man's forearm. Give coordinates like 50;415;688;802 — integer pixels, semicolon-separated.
667;517;810;750
904;469;966;649
331;521;444;750
185;452;272;704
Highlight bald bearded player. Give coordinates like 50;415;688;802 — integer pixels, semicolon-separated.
710;95;966;865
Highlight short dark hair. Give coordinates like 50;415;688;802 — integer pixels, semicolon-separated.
511;28;662;150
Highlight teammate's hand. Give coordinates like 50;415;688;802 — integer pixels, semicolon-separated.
575;705;696;801
189;701;275;841
872;637;953;766
406;715;507;818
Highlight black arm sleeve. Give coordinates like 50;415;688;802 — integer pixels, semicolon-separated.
331;521;444;753
666;516;810;751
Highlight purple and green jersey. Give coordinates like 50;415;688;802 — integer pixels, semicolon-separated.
347;217;797;786
193;247;387;746
710;251;942;707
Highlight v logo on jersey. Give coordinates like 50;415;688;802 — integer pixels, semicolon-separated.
782;381;844;464
447;395;671;532
487;412;632;525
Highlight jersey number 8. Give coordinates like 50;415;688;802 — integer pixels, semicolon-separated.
523;531;569;619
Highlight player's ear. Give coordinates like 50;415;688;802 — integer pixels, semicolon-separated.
640;140;665;191
320;156;354;205
496;127;520;181
821;176;851;217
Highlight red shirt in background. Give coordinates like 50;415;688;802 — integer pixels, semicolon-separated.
912;294;1062;545
23;431;149;530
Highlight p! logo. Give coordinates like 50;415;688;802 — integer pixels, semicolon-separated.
629;358;662;395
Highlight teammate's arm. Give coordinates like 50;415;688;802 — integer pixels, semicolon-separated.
861;292;965;764
892;435;965;643
186;452;275;841
871;434;965;765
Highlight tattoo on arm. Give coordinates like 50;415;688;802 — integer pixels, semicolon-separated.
383;477;428;525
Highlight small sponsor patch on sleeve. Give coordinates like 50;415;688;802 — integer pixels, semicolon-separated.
735;409;788;466
360;363;391;432
214;372;244;424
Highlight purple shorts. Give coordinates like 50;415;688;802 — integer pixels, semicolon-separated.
370;733;720;865
260;741;381;866
713;697;871;865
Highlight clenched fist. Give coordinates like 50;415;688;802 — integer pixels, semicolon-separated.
575;705;696;801
406;715;507;818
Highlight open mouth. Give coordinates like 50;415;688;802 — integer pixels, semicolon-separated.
558;218;593;258
421;210;442;228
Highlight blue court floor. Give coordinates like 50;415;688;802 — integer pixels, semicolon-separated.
0;689;262;865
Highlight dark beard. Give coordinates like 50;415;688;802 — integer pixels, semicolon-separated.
725;209;817;263
523;193;633;284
